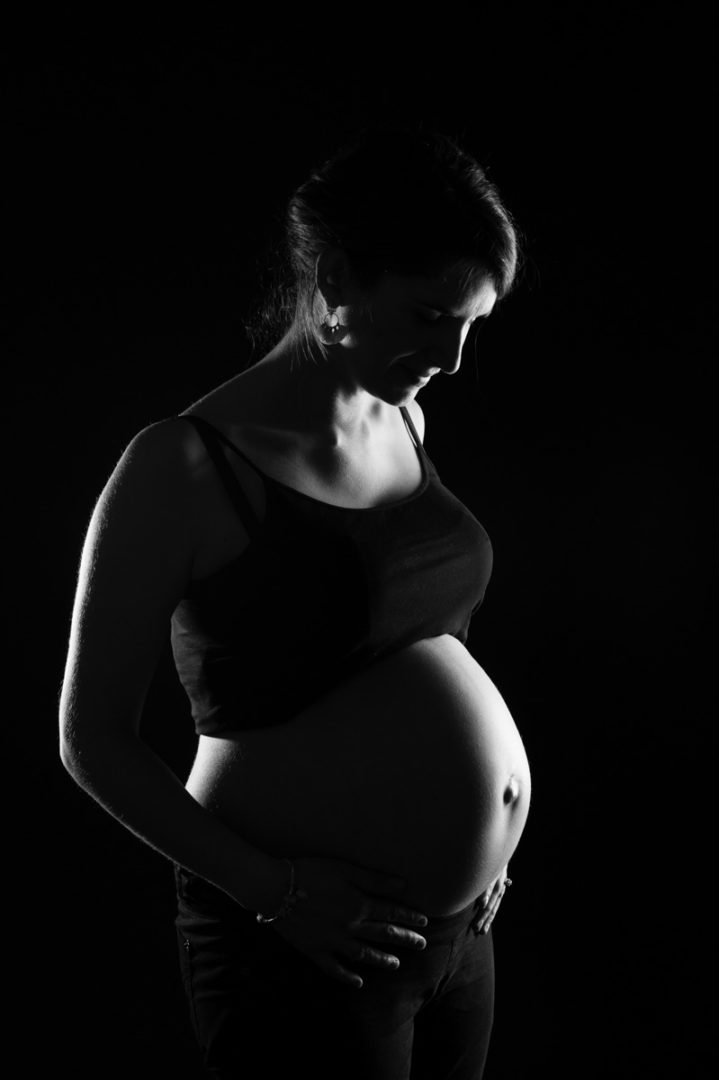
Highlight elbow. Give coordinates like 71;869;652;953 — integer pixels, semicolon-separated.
58;682;144;786
58;710;142;783
58;700;75;771
59;727;87;783
58;694;81;775
59;733;78;775
58;706;101;783
59;728;113;796
58;682;84;777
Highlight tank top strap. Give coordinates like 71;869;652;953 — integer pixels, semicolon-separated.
399;404;441;481
399;405;423;449
176;414;262;540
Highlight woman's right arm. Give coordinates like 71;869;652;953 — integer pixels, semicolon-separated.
59;418;428;986
58;418;288;914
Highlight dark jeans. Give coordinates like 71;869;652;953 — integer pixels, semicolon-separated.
174;865;495;1080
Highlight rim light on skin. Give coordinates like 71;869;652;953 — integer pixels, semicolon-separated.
323;256;497;368
253;258;498;449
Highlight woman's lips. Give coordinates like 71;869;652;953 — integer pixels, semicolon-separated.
399;364;432;384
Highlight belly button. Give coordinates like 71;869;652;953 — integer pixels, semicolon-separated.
503;775;520;806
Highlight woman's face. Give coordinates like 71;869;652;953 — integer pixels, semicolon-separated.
335;262;498;404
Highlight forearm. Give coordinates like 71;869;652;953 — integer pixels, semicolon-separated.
60;732;285;913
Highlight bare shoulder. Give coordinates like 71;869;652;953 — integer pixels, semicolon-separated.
95;411;255;575
119;413;216;475
59;417;208;738
78;417;207;609
405;398;426;444
107;413;243;509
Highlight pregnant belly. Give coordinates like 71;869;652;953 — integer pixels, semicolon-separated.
186;634;531;915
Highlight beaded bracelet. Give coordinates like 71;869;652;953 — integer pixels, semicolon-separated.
256;859;307;924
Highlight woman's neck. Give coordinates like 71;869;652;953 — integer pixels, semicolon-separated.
249;332;389;451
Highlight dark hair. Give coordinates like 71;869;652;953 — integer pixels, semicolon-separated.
245;126;522;356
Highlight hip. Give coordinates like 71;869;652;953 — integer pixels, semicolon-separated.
174;863;496;1078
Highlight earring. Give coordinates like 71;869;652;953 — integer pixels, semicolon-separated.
323;310;340;334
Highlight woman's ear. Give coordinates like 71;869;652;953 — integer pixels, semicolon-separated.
315;247;354;309
313;247;358;345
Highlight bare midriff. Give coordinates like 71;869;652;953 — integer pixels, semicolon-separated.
185;634;531;916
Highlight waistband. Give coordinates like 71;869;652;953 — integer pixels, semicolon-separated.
420;895;488;942
174;864;487;941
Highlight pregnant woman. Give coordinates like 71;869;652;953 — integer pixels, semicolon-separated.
60;127;530;1079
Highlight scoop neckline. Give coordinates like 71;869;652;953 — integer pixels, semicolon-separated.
182;406;430;513
260;435;429;512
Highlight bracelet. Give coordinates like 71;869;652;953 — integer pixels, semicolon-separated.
256;859;306;924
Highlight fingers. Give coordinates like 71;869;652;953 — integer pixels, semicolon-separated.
476;907;497;934
319;942;404;989
329;910;429;987
473;893;493;932
365;904;428;930
328;917;429;987
280;860;437;988
324;959;365;989
481;874;503;907
473;910;494;935
362;920;427;951
474;880;510;935
351;943;402;970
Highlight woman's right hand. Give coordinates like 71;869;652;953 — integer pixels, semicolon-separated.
265;856;429;988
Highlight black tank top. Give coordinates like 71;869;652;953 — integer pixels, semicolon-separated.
170;407;493;734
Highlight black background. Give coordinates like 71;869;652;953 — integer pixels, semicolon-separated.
4;10;716;1079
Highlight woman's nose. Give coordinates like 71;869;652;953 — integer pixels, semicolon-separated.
434;324;469;374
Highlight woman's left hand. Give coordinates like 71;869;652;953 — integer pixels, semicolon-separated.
474;865;513;935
